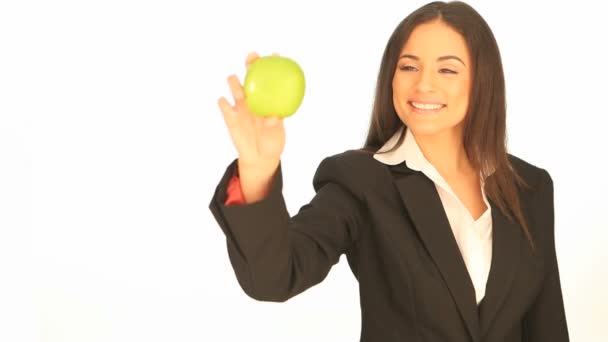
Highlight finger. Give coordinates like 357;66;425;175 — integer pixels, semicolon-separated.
246;52;259;68
253;113;265;132
252;113;284;128
264;116;281;127
227;74;246;108
254;114;279;137
218;97;238;122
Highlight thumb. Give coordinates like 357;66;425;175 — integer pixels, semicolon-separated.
264;116;281;127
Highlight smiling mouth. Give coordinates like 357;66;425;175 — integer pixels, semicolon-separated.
408;101;446;114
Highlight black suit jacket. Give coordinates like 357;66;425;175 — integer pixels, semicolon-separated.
208;150;569;341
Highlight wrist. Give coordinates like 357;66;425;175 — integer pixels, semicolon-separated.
238;157;280;174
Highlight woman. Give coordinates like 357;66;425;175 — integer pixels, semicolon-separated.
209;1;569;341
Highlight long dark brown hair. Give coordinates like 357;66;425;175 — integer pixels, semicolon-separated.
359;1;534;248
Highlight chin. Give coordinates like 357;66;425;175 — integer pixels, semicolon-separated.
406;124;445;137
405;119;466;139
401;114;440;135
401;111;465;138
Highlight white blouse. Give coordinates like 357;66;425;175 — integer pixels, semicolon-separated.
373;126;492;304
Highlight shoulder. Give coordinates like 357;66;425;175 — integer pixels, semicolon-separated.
324;148;379;168
507;153;553;194
507;157;557;267
508;153;555;242
311;148;382;198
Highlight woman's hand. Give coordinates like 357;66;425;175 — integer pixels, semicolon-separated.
218;52;286;168
217;52;285;203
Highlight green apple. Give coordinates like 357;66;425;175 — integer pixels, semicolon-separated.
244;55;305;117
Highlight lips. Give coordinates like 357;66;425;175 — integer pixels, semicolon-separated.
408;98;445;105
408;101;446;114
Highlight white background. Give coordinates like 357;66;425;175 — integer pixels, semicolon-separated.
1;0;607;341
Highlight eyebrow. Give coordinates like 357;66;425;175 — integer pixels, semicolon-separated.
399;54;466;66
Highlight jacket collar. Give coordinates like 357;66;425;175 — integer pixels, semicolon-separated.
373;125;495;181
373;125;428;169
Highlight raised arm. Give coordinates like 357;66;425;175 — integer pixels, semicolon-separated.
209;155;365;302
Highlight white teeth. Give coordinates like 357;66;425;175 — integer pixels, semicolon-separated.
411;101;444;110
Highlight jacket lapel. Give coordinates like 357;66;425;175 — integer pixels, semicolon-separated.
389;162;524;342
391;165;481;342
478;198;522;339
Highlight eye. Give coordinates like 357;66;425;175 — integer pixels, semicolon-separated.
398;66;457;74
399;65;416;71
440;68;457;74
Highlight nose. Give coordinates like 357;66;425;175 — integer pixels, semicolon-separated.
415;68;437;93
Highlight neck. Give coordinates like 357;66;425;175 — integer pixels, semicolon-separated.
413;127;472;178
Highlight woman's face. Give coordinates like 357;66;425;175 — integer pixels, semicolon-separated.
392;20;472;138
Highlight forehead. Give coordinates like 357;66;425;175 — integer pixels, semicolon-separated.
401;20;470;62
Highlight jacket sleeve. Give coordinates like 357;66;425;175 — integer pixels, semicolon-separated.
208;155;365;302
225;169;245;206
522;169;570;341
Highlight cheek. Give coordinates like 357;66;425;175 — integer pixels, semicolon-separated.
392;78;404;104
449;81;470;111
391;77;401;95
392;74;411;93
392;78;413;107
